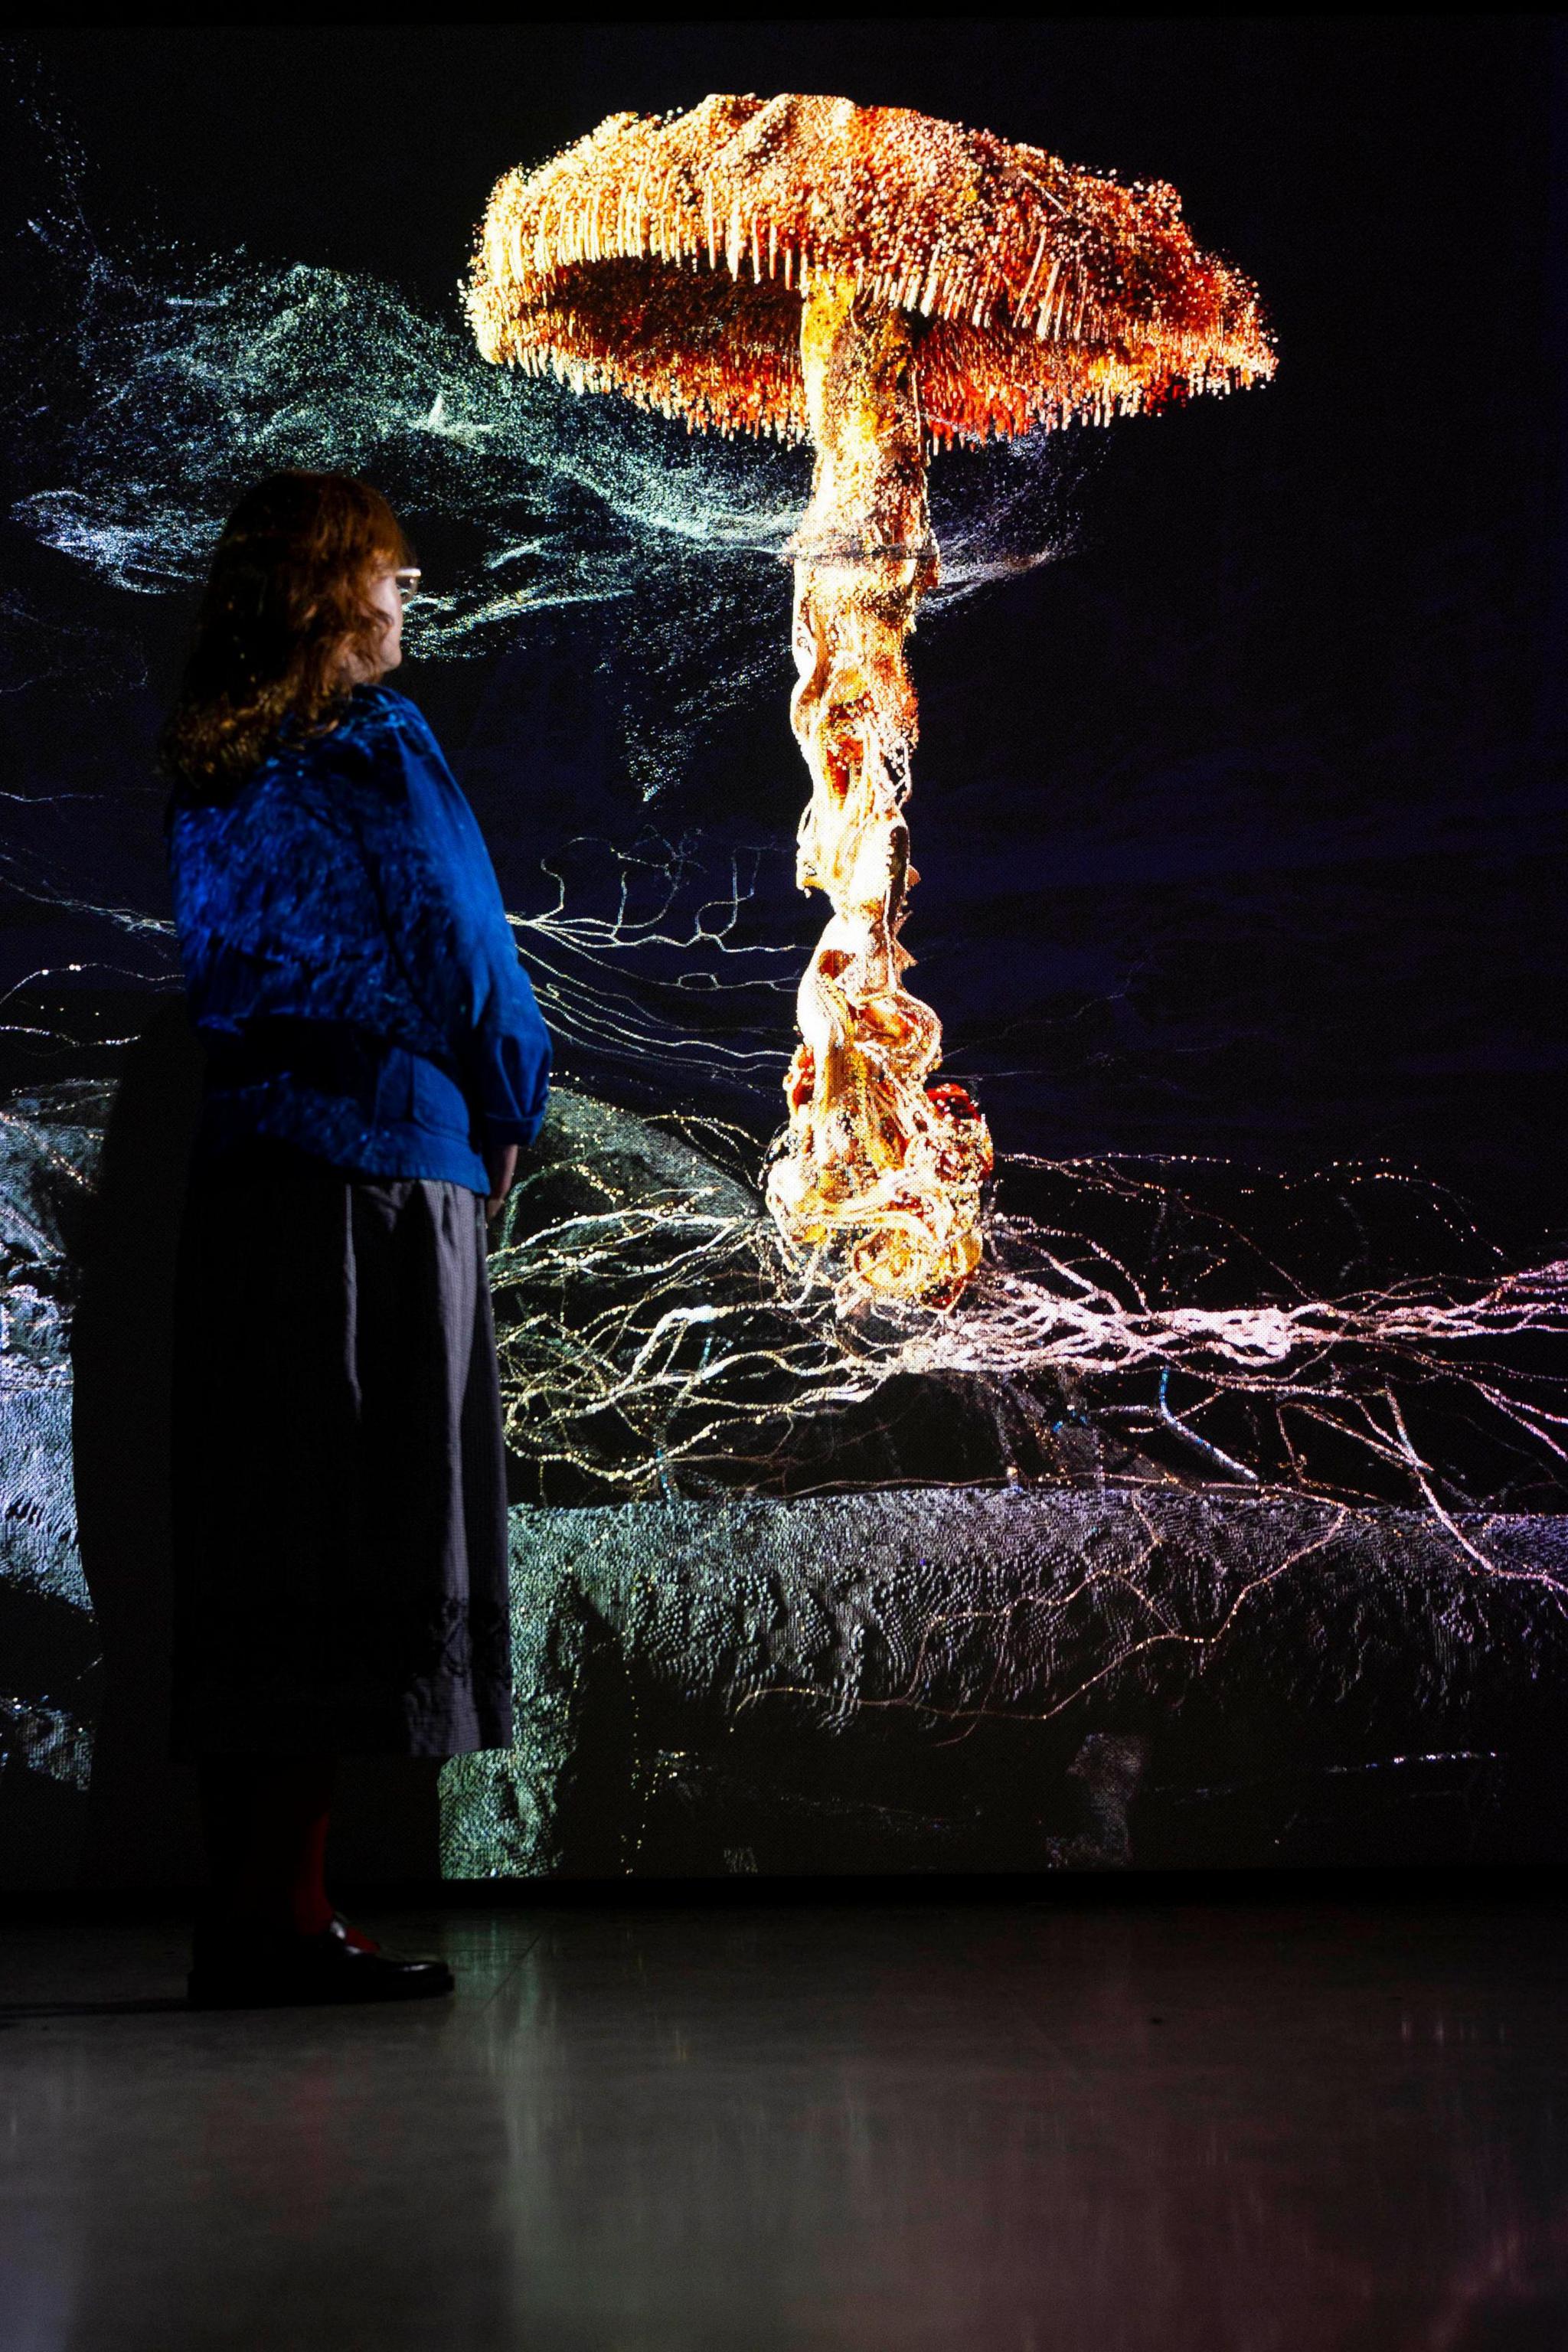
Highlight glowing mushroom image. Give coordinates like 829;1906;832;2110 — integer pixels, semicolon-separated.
469;94;1273;1305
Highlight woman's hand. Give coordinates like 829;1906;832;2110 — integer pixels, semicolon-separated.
485;1142;519;1224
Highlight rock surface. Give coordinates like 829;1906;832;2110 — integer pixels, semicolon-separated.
441;1489;1568;1878
0;1083;107;1882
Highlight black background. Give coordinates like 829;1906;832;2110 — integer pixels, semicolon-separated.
7;17;1566;1246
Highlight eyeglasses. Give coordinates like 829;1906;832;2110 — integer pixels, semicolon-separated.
393;567;423;606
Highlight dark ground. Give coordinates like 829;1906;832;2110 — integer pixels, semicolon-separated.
4;1890;1568;2350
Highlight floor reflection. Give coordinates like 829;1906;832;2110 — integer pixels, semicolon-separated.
0;1901;1565;2348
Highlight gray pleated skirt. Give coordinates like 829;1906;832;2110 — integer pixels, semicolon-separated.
171;1161;512;1759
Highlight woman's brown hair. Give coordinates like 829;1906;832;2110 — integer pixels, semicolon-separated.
162;470;413;803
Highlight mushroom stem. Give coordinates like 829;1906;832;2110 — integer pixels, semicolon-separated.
766;274;993;1307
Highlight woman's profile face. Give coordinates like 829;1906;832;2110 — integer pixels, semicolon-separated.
337;566;404;686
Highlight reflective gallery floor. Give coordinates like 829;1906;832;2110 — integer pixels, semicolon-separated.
2;1891;1567;2350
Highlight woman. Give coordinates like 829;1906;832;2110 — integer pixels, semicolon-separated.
163;470;550;2006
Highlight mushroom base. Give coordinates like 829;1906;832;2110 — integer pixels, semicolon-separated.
766;274;993;1308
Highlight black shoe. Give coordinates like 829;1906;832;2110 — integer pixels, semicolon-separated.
188;1914;455;2009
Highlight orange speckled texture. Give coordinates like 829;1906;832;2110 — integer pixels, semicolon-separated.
469;92;1273;445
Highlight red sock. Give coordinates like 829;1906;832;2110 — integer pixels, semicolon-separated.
201;1756;337;1937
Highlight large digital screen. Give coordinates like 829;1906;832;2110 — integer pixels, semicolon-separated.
2;24;1565;1886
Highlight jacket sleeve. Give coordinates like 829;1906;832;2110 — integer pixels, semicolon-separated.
348;697;553;1150
463;944;553;1150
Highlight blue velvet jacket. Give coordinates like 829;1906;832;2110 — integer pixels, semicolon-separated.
168;686;551;1194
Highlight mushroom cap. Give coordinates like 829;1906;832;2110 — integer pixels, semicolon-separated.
470;93;1274;446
